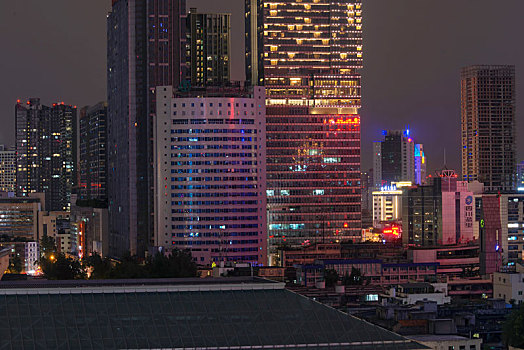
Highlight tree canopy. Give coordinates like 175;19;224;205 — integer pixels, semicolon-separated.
503;305;524;348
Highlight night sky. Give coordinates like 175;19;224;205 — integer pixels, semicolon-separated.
1;0;522;174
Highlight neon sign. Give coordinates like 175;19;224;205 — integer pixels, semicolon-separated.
380;184;397;192
383;226;400;237
325;117;360;125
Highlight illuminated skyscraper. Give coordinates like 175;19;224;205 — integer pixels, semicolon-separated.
186;9;231;86
79;102;108;202
0;145;16;193
107;0;186;256
154;86;267;265
15;100;77;211
246;0;363;262
414;144;426;185
373;129;416;187
517;161;524;192
461;65;516;193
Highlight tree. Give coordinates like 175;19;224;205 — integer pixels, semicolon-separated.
504;305;524;348
82;253;112;279
343;267;363;286
40;235;57;259
108;253;148;279
7;256;23;274
146;250;197;278
324;269;339;287
41;253;85;280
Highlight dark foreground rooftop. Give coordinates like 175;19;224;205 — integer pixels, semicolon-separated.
0;278;427;350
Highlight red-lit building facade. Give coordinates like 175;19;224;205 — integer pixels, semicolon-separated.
245;0;363;264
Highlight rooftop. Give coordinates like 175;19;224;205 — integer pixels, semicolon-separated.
0;277;428;349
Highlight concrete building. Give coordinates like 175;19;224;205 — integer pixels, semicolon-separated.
374;129;416;186
0;193;44;240
475;195;503;275
408;335;482;350
461;65;516;193
297;259;438;287
154;85;267;265
186;9;230;86
15;99;77;211
386;282;451;305
246;0;363;262
0;145;16;193
402;170;474;247
494;267;524;304
472;193;524;267
78;102;108;202
107;0;187;257
24;242;39;273
0;247;9;279
517;160;524;192
361;169;373;228
70;200;110;259
409;245;479;278
372;183;405;227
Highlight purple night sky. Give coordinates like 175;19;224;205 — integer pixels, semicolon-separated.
0;0;522;174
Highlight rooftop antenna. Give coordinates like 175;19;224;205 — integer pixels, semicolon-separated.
443;147;447;169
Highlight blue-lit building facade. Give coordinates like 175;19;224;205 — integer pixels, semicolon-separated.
154;86;267;265
414;144;426;185
107;0;186;257
246;0;363;264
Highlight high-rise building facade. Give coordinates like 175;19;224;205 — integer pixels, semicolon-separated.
414;144;426;185
186;9;230;86
107;0;186;256
0;145;16;193
402;170;473;247
461;65;516;193
79;102;108;202
245;0;363;262
517;161;524;192
153;86;267;265
374;129;416;186
361;169;373;228
15;99;77;211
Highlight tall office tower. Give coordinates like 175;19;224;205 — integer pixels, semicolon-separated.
0;145;16;193
79;102;108;202
461;65;516;193
373;142;383;189
15;99;77;211
517;161;524;192
476;195;503;275
402;169;473;247
154;86;267;265
107;0;186;257
186;9;231;86
361;169;373;228
374;129;415;186
414;144;426;185
245;0;363;263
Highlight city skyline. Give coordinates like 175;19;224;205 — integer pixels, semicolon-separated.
1;0;523;175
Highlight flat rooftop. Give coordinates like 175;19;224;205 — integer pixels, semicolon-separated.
0;276;280;294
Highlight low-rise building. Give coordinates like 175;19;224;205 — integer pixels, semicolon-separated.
408;335;482;350
70;201;109;258
493;268;524;304
0;192;44;240
297;259;438;287
385;283;451;305
24;242;39;273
